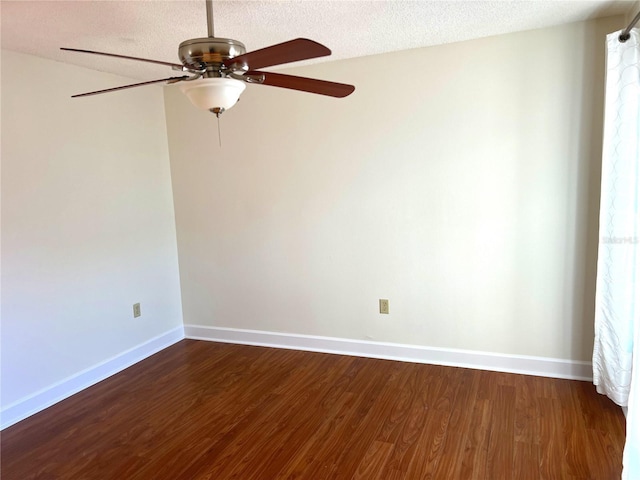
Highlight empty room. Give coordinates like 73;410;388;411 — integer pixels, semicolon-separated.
1;1;638;478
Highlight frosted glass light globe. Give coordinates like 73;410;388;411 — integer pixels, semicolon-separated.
179;77;246;112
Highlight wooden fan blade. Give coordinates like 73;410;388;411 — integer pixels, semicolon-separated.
61;47;185;70
224;38;330;70
71;76;187;98
248;71;355;98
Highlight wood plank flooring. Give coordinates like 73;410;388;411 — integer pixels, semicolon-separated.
1;340;626;479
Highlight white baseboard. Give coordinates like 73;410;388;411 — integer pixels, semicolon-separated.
185;325;592;381
1;326;185;430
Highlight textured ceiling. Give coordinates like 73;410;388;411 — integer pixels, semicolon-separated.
1;1;634;82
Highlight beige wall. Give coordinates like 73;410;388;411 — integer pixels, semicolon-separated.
626;1;640;23
165;16;620;362
1;51;183;409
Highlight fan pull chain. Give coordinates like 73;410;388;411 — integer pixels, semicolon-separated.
216;114;222;147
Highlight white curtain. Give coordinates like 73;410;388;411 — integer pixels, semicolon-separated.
592;28;640;480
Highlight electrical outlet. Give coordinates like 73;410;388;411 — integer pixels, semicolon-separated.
379;299;389;314
133;303;141;318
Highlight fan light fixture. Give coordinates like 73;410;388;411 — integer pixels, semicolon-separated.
179;77;246;115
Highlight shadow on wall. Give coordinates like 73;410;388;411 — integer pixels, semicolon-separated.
509;18;612;362
566;19;611;362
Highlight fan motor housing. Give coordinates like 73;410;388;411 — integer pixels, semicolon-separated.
179;37;246;74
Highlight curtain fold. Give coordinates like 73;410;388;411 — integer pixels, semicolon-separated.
592;28;639;480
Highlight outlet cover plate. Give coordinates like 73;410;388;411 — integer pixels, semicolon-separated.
379;299;389;314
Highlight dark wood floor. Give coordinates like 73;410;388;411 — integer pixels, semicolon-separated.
1;340;625;479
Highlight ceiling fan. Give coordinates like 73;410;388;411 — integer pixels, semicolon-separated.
61;0;355;116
